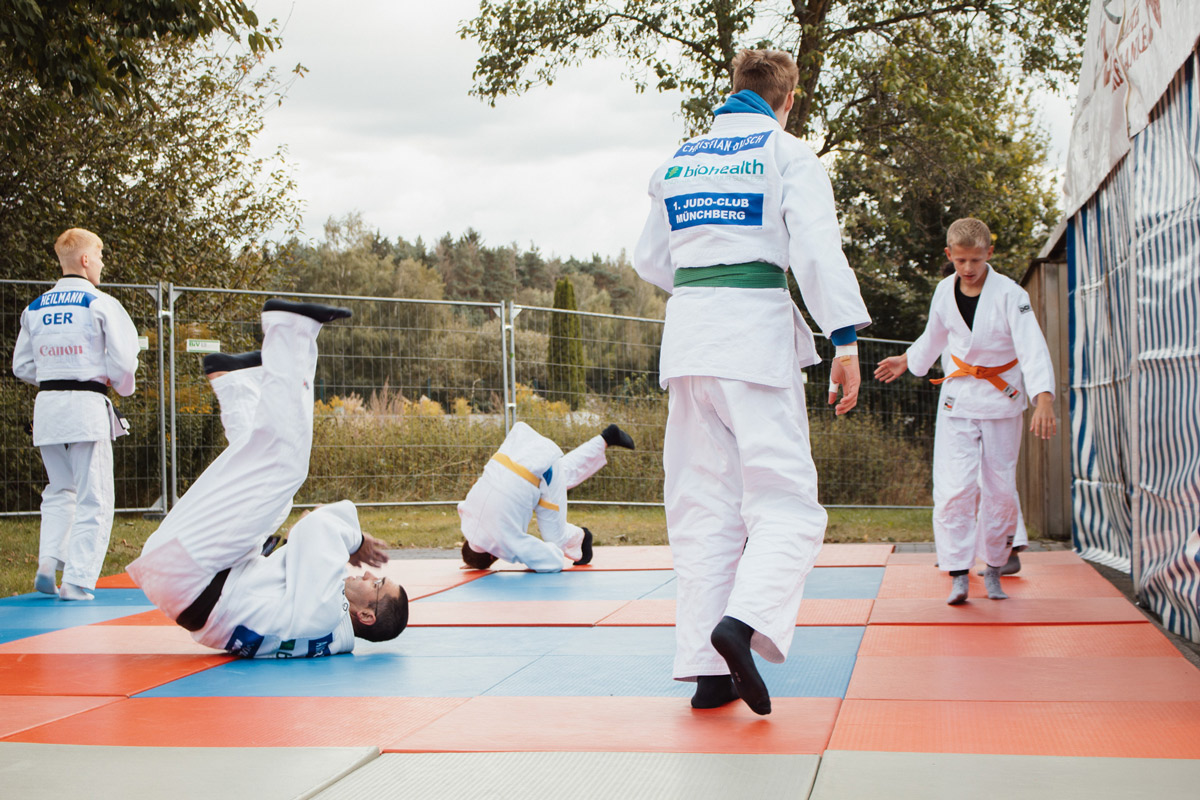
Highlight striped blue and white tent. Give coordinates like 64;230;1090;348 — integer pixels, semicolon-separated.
1056;1;1200;642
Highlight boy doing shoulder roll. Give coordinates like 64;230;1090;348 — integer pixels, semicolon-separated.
875;218;1056;604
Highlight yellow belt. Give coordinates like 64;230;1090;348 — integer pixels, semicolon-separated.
930;355;1020;398
490;453;559;511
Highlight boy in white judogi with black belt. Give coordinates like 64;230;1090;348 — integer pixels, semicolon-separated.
876;218;1057;604
12;228;140;601
127;299;408;657
458;421;635;573
634;49;871;715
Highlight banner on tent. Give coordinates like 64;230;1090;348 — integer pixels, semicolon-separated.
1065;0;1200;216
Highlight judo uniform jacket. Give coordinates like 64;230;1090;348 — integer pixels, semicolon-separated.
906;267;1054;570
634;110;870;679
12;276;140;589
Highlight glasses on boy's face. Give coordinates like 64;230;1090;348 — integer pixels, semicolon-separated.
373;576;386;610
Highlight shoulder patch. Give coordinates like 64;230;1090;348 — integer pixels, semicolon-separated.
1018;303;1032;314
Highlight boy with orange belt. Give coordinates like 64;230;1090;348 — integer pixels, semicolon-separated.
876;218;1056;604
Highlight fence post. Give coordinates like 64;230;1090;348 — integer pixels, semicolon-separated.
167;284;180;506
507;304;520;432
498;301;509;431
154;282;169;515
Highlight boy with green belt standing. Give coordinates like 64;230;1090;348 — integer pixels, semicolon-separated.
634;49;870;715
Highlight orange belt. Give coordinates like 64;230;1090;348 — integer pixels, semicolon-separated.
930;355;1020;399
490;453;559;511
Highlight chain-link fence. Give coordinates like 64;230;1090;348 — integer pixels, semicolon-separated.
0;282;937;515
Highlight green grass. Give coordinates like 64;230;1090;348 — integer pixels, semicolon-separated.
1;505;940;598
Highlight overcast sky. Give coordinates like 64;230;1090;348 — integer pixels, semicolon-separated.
249;1;1075;261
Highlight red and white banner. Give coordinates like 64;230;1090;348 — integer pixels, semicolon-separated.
1064;0;1200;215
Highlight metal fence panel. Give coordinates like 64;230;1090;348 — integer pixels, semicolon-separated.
3;282;935;515
511;302;938;508
0;279;166;515
510;304;668;505
169;288;506;508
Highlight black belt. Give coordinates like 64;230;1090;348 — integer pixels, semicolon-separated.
38;380;108;395
176;568;232;632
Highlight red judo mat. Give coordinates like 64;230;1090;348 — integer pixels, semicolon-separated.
2;547;1199;759
385;696;843;754
0;653;232;696
827;699;1200;759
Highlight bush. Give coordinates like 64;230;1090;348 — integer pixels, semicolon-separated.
810;413;932;506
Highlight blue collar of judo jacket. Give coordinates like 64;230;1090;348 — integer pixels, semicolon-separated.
713;89;778;121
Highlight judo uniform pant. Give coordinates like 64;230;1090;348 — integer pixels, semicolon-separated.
133;310;318;620
933;412;1024;572
38;438;114;590
664;372;825;680
530;434;608;569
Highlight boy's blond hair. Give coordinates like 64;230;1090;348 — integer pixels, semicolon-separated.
54;228;103;264
946;218;992;250
731;49;799;111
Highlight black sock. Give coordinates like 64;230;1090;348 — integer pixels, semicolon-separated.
600;424;635;449
691;675;739;709
572;528;593;565
710;616;771;715
203;350;262;376
263;298;352;323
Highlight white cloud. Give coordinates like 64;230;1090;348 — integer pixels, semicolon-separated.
249;0;685;258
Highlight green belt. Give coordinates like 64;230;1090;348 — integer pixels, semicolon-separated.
673;261;787;289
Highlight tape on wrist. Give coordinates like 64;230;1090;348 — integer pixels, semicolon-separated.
835;343;858;359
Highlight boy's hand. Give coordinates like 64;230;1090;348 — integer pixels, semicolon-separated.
828;354;860;415
350;532;390;568
874;354;908;383
1029;392;1057;440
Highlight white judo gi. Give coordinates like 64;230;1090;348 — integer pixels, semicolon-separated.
907;267;1054;571
634;110;870;679
128;310;360;657
11;276;140;590
458;421;608;573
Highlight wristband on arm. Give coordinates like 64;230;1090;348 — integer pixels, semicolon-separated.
831;326;858;364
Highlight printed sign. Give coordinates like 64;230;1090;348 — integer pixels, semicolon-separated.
224;625;264;657
666;192;764;230
186;339;221;354
29;290;95;310
1065;0;1200;214
666;159;765;180
673;131;772;158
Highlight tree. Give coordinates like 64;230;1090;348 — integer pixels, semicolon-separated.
0;0;273;116
548;277;586;409
279;214;446;301
462;1;1086;336
0;38;300;288
831;29;1060;338
463;1;1084;138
